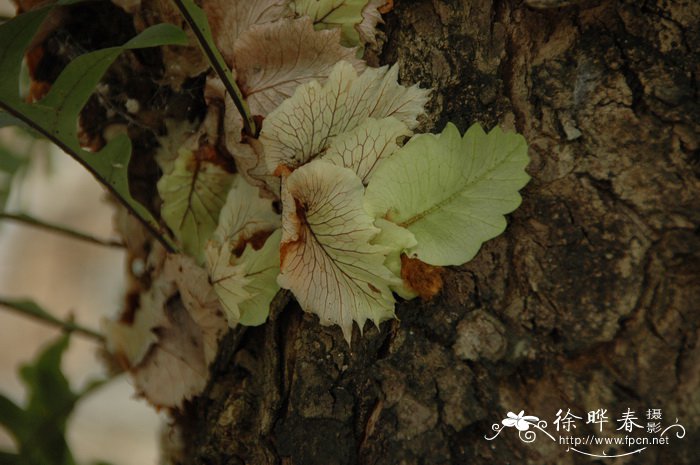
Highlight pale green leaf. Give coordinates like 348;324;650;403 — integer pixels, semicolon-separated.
236;230;281;326
292;0;369;47
322;116;411;184
371;218;418;299
207;229;282;326
260;60;429;175
278;160;399;342
158;148;234;259
206;176;281;326
365;122;530;266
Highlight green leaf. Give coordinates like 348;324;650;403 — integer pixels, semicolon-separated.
278;160;399;342
0;17;186;252
170;0;256;135
1;326;102;465
0;394;24;440
292;0;369;47
158;148;234;259
365;122;530;266
0;145;24;173
0;335;106;465
208;229;282;326
236;230;281;325
0;112;28;129
260;60;429;175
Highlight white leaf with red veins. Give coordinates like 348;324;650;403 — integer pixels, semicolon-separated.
260;60;430;174
278;160;399;342
321;116;411;185
210;175;280;246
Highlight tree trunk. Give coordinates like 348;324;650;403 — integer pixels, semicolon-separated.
39;0;700;463
161;1;700;464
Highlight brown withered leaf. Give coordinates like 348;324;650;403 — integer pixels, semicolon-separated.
357;0;385;46
400;255;444;301
105;252;228;409
234;17;364;116
203;0;292;66
163;254;228;364
131;297;210;409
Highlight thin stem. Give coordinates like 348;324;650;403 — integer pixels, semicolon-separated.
0;212;125;248
170;0;257;136
0;297;105;343
0;100;177;253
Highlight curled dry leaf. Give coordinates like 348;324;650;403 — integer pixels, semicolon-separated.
163;254;228;363
131;297;211;408
105;252;228;408
104;274;173;368
111;0;141;14
278;160;399;342
128;0;209;88
260;60;429;175
357;0;385;46
365;122;531;266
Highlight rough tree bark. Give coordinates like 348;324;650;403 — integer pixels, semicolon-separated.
34;0;700;463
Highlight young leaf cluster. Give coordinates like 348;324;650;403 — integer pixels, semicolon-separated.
130;0;530;348
0;0;531;410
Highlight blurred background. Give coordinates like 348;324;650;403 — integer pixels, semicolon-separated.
0;128;160;463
